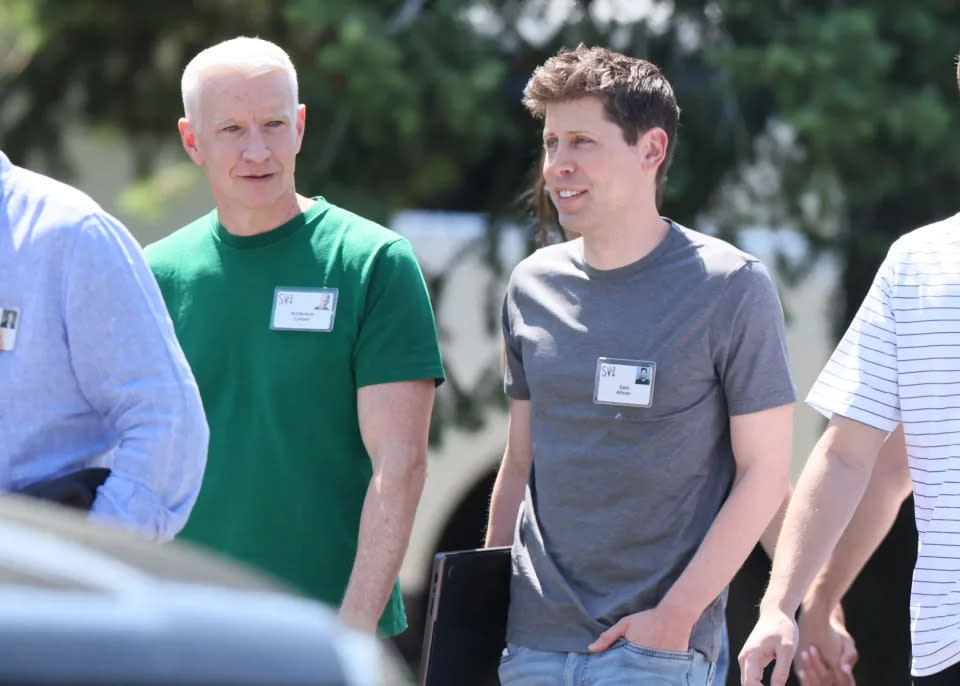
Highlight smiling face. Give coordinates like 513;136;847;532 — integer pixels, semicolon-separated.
541;97;665;237
179;67;305;228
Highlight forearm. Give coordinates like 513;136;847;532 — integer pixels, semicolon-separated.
339;452;426;632
762;444;875;616
803;430;912;612
759;484;793;559
661;463;789;623
485;400;532;547
790;438;904;682
485;456;527;547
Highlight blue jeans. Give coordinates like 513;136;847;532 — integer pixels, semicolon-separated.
499;639;716;685
715;620;729;685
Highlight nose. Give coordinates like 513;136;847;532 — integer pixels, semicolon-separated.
543;144;574;180
243;127;270;163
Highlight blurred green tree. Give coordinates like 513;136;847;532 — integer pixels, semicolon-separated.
5;0;960;433
701;3;960;324
4;0;960;319
0;0;518;222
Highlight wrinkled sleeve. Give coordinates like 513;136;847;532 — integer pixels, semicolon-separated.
63;213;208;541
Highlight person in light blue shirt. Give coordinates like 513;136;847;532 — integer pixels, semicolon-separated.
0;151;208;541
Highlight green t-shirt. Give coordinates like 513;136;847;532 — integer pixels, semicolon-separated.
146;198;445;636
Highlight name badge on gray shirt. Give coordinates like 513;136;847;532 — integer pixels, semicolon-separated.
594;357;656;407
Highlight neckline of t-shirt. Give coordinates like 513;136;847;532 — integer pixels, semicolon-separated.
210;197;329;249
575;218;682;281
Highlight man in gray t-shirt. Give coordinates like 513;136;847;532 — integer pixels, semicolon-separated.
485;45;797;685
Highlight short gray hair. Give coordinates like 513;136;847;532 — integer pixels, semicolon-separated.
181;36;299;120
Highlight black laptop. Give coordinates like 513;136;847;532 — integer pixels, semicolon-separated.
420;546;512;686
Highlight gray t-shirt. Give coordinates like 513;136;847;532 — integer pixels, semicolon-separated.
502;221;796;659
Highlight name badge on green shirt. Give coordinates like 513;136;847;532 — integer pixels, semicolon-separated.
271;288;338;332
594;357;656;407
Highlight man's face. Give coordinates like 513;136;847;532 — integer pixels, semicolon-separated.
542;97;659;236
179;68;305;214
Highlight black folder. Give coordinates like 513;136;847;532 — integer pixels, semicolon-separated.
16;467;111;511
420;546;512;686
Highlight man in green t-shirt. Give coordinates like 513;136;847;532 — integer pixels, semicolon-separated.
145;37;444;637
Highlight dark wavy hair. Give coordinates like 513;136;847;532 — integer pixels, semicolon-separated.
523;43;680;206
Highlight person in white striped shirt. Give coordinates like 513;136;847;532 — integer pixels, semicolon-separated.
739;61;960;686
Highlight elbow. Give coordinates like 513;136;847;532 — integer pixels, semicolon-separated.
193;415;211;472
92;394;208;543
377;446;427;497
406;450;428;492
155;480;201;541
186;387;210;457
872;452;913;503
772;456;792;494
762;465;791;505
153;522;178;544
155;485;200;542
160;400;209;539
773;471;791;504
737;454;791;504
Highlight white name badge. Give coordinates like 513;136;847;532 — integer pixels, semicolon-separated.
271;288;338;332
594;357;656;407
0;306;21;352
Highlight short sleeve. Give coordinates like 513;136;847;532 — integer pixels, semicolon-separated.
502;286;530;400
712;261;797;416
354;239;445;388
806;256;900;432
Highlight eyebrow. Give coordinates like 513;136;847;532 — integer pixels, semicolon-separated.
212;114;291;127
543;129;593;138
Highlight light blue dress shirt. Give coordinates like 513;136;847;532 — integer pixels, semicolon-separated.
0;152;208;541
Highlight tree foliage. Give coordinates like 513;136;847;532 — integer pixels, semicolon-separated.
5;0;960;384
0;0;520;222
704;2;960;324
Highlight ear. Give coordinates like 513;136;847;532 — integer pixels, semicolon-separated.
295;104;307;154
640;127;669;173
179;117;203;165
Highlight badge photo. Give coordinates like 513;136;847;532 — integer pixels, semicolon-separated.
594;357;656;408
271;287;338;332
0;307;20;352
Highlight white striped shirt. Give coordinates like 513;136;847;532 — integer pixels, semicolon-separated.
807;212;960;677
